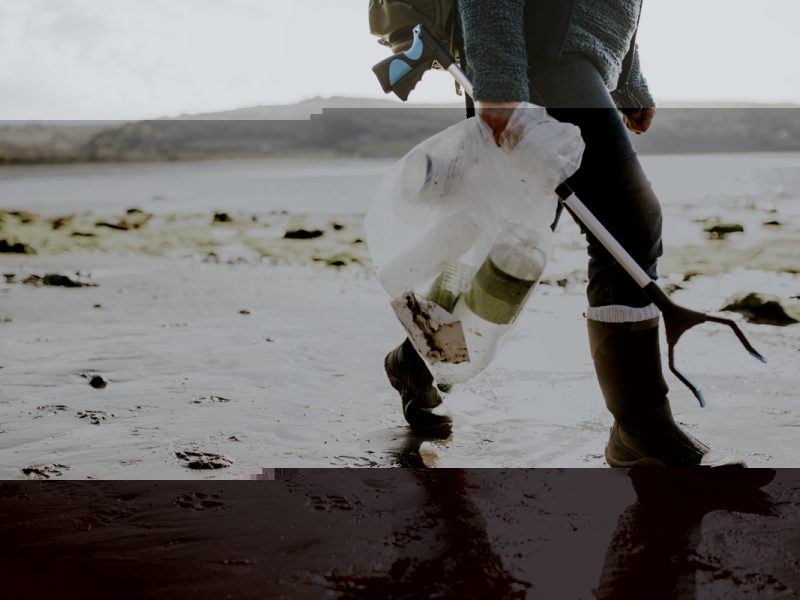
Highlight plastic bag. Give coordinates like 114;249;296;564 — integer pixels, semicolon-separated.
366;103;585;384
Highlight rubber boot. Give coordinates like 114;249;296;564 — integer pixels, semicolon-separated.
384;338;452;436
588;316;745;468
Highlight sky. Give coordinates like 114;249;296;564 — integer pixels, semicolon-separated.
1;0;799;120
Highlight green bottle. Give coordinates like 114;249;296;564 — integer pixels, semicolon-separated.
464;225;549;325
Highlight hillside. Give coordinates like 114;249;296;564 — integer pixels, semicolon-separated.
1;97;799;165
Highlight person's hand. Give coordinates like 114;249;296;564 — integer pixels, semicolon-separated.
623;108;655;134
476;101;521;146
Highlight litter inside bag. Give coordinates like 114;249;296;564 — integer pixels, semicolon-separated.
365;103;585;385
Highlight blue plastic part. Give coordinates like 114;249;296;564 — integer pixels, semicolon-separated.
404;25;424;60
389;59;413;86
694;388;706;408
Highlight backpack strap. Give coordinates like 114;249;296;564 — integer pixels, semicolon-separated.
455;7;475;119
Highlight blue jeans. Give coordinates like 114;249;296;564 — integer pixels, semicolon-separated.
527;52;662;308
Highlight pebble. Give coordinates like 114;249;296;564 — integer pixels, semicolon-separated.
704;223;744;239
284;228;324;240
721;291;800;325
89;375;109;389
22;274;96;288
0;240;35;254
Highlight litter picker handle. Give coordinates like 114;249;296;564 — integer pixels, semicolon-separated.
372;24;473;101
555;184;652;288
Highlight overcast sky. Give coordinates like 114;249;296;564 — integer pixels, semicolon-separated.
2;0;799;120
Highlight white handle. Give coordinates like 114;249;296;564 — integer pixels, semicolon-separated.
561;192;652;288
446;64;474;98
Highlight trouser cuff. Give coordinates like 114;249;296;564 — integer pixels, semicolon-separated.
586;303;660;323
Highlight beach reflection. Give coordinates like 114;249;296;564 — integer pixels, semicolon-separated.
594;468;776;599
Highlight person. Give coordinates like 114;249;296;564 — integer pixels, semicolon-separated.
385;0;742;467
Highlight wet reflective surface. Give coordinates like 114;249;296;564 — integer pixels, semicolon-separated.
3;468;795;598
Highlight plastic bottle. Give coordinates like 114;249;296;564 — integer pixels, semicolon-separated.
432;225;550;385
425;261;474;313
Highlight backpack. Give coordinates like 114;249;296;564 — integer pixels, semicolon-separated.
369;0;640;108
368;0;461;68
367;0;576;72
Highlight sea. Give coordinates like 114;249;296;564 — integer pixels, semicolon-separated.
0;153;798;221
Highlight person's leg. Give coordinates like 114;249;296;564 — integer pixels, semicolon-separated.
528;52;661;310
526;53;740;466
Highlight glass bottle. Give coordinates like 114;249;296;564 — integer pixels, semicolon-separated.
463;225;549;325
432;225;550;385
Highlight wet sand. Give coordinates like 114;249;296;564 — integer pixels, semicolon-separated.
1;218;798;477
1;156;799;477
2;156;800;598
2;468;796;599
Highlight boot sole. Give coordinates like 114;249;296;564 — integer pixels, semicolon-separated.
605;446;774;489
605;423;735;468
605;446;666;468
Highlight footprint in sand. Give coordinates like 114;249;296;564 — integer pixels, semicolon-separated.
174;491;225;510
175;450;233;470
75;504;136;531
190;395;232;404
77;410;114;425
34;405;69;418
308;494;355;512
21;464;70;479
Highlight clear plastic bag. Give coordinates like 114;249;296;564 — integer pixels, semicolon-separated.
365;103;585;384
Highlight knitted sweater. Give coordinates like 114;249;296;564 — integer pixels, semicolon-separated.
458;0;654;108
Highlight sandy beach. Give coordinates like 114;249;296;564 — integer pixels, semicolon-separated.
1;154;799;478
5;3;800;595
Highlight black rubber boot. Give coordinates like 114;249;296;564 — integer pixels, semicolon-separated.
588;317;745;468
385;338;452;436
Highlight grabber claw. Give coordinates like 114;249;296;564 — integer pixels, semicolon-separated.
643;281;767;407
554;183;767;407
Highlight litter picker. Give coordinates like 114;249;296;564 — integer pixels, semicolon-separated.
372;24;766;407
